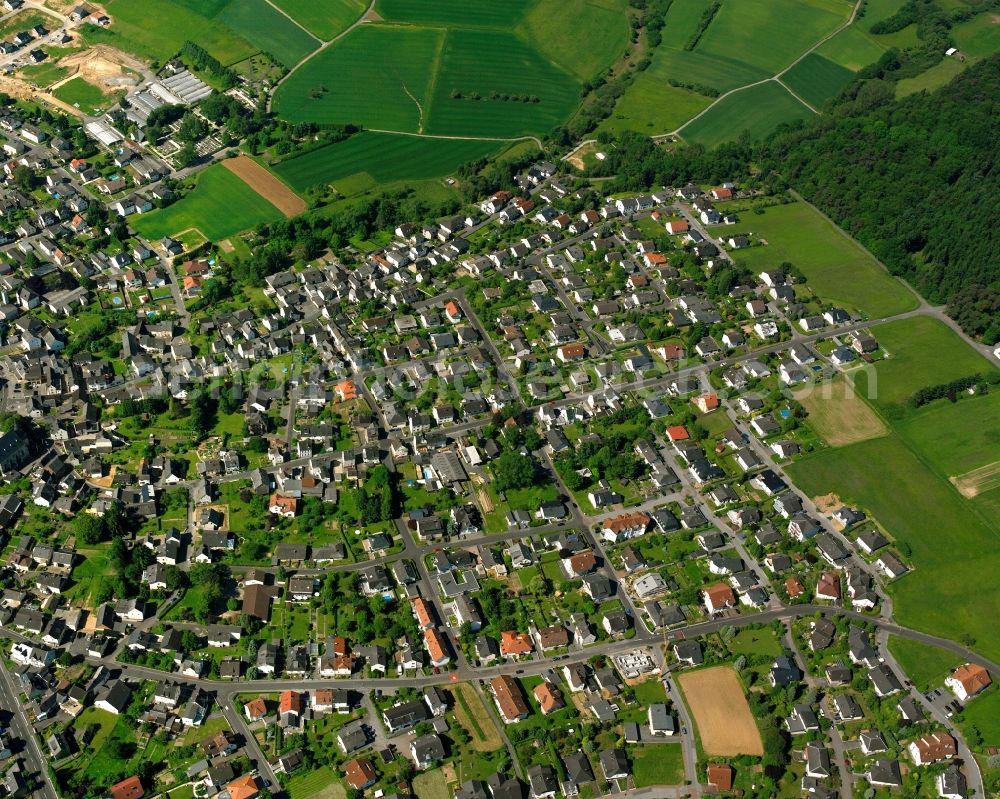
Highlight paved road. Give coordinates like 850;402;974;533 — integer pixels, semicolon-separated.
0;658;59;799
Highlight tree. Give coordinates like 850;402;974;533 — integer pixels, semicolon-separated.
74;514;105;545
492;450;539;492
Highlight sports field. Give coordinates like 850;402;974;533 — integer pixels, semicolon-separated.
729;201;919;318
132;163;284;241
216;0;319;68
682;81;814;147
795;375;888;447
274;132;500;191
270;0;368;39
678;666;763;756
782;52;855;107
53;77;119;115
853;316;996;409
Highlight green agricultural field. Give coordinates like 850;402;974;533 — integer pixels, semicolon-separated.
642;46;770;93
694;0;851;75
53;77;118;115
782;53;855;107
270;0;367;39
375;0;532;26
681;81;813;148
274;132;500;190
787;432;1000;663
815;24;887;70
853;316;996;409
85;0;257;65
272;25;441;129
599;75;712;135
632;744;686;787
893;391;1000;479
729;200;918;317
517;0;630;82
862;0;920;48
424;29;579;137
658;0;716;48
132;163;283;241
217;0;319;67
887;636;961;691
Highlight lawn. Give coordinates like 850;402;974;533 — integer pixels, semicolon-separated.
782;52;856;108
516;0;630;82
853;316;996;410
85;0;257;65
53;77;119;115
694;0;851;75
272;24;442;130
423;29;580;137
681;81;814;148
787;433;1000;662
285;768;348;799
728;627;783;657
413;769;451;799
959;687;1000;748
631;743;686;787
886;636;961;691
132;163;284;241
216;0;319;68
274;132;500;191
729;200;919;317
270;0;368;39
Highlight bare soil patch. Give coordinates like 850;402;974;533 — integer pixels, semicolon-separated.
56;46;141;92
951;460;1000;499
678;666;763;757
223;156;307;217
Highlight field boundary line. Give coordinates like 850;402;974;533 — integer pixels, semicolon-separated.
660;0;864;138
259;0;323;44
419;27;449;134
776;77;819;113
364;128;543;147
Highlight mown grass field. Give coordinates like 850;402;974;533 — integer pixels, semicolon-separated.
887;636;961;691
53;77;119;115
86;0;257;64
853;316;996;409
782;52;856;107
272;25;441;129
216;0;319;67
274;132;500;191
728;200;919;317
270;0;367;39
682;81;814;149
132;163;283;241
424;29;579;137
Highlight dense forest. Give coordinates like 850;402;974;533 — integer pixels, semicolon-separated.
593;55;1000;342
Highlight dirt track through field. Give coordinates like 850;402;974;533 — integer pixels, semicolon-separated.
222;156;306;217
951;460;1000;498
678;666;764;756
